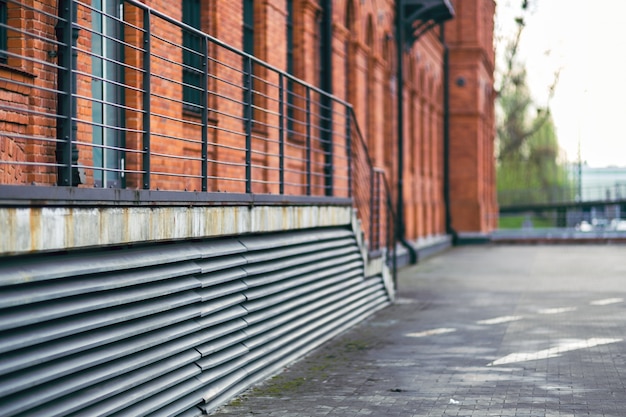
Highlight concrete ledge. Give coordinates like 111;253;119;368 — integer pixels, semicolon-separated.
395;234;453;268
0;205;353;256
414;235;453;259
456;232;492;245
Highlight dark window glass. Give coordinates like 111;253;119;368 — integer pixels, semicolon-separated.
182;0;203;111
243;0;254;55
0;1;7;64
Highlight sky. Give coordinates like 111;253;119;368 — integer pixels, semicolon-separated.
495;0;626;168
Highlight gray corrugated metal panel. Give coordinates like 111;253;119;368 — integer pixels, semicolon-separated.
2;354;199;417
0;316;208;389
243;275;366;335
245;294;389;382
237;228;353;252
144;391;204;417
243;282;384;354
243;259;363;304
195;329;248;357
0;277;202;331
241;237;357;265
242;252;362;293
186;239;249;259
0;350;201;417
199;368;249;402
195;305;248;328
0;242;221;287
194;254;248;275
243;288;389;377
202;291;390;415
196;356;251;387
196;342;249;370
155;404;203;417
64;365;203;417
241;245;360;278
0;291;202;354
243;270;363;323
0;319;216;399
197;293;246;318
195;280;248;302
0;305;201;376
195;265;247;287
196;355;251;386
0;261;202;309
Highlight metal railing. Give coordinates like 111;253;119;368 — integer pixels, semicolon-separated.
498;184;626;209
349;108;396;262
0;0;395;259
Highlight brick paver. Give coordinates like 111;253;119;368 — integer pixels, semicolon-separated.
213;245;626;416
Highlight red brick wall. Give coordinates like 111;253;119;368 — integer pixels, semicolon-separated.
447;0;497;233
0;0;497;237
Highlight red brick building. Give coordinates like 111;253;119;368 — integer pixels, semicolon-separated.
0;1;497;415
1;0;496;241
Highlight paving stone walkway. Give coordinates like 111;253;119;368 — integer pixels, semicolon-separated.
213;245;626;416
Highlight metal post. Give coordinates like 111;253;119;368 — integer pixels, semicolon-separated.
142;8;151;189
369;166;375;250
279;73;285;194
306;87;312;196
244;56;253;193
395;0;406;246
346;107;352;198
441;23;455;240
201;35;208;192
321;0;333;196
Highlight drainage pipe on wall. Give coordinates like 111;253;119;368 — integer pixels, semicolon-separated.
441;23;458;243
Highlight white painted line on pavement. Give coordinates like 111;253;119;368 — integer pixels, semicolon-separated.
537;307;577;314
487;338;623;366
590;298;624;306
405;328;456;338
477;315;523;325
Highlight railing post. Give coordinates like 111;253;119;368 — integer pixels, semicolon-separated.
142;8;151;189
346;108;352;198
55;0;78;186
369;165;375;251
244;55;253;193
201;35;208;192
306;87;312;195
278;73;285;195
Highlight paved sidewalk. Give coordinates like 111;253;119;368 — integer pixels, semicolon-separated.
213;245;626;416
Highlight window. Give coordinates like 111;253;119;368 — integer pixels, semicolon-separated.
243;0;254;55
91;0;125;188
182;0;203;111
0;1;7;64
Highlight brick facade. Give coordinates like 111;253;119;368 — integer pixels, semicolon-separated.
0;0;497;238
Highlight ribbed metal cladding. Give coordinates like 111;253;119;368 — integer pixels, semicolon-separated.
0;227;391;417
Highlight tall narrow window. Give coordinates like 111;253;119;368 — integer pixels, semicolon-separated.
182;0;203;111
92;0;125;188
243;0;254;55
0;1;7;64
